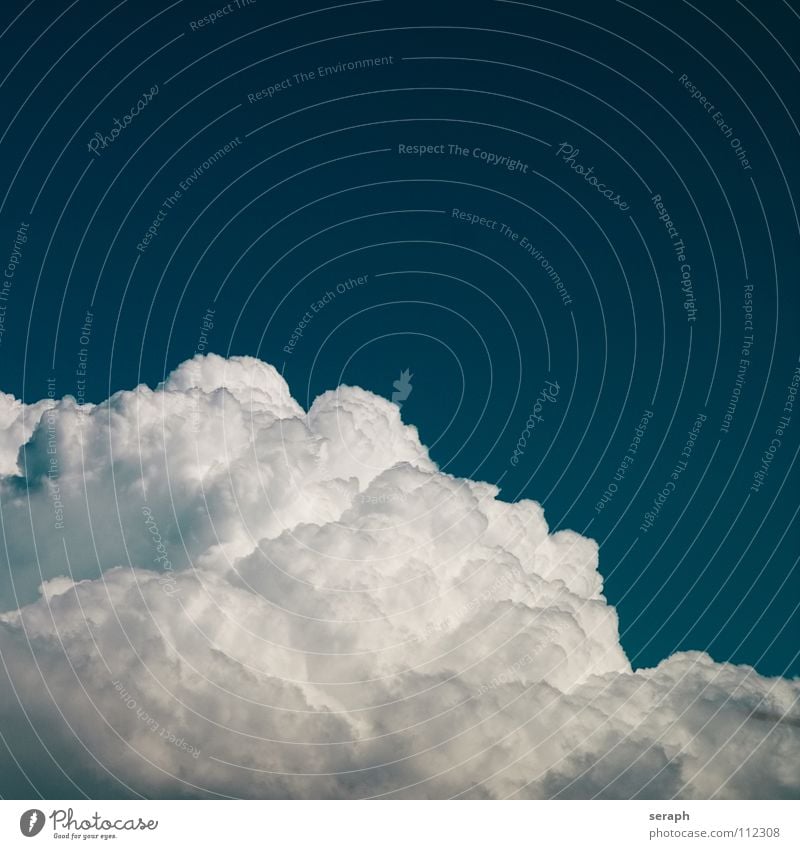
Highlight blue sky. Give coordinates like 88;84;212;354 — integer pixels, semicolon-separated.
0;0;798;680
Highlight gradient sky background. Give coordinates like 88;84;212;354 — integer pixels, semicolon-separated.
0;0;798;680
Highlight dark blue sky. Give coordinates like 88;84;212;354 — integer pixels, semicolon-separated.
0;0;798;676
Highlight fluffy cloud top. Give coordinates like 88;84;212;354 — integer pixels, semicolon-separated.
0;355;797;798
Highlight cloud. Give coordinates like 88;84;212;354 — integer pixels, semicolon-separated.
0;354;797;798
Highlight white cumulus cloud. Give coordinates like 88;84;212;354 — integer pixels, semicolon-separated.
0;354;797;799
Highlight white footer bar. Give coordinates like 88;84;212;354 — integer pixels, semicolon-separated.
2;800;797;848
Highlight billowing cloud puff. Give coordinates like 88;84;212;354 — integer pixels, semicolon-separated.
0;354;797;798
